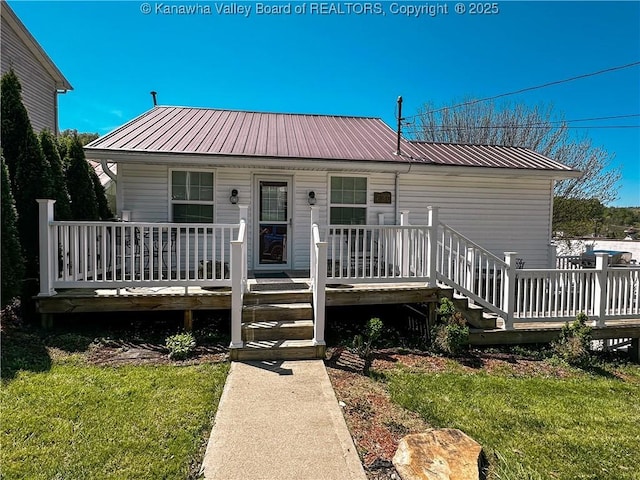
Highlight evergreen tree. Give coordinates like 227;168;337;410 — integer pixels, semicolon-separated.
1;69;31;186
1;156;24;307
40;130;72;220
0;70;54;279
91;169;113;220
64;135;99;220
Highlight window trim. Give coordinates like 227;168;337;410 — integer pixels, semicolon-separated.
168;168;216;223
327;174;369;226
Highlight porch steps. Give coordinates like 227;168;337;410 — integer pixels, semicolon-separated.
438;285;498;329
230;286;325;361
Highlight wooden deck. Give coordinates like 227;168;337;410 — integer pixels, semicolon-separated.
35;280;640;361
35;281;440;314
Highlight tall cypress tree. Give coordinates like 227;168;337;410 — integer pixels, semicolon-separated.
1;69;31;187
1;156;24;307
64;135;99;220
91;170;113;220
40;130;72;220
0;70;54;279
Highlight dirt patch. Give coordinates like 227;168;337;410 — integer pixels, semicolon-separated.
87;340;227;366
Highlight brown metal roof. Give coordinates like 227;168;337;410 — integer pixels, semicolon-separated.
86;106;577;173
408;142;574;171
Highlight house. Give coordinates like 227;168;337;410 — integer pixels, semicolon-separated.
84;105;579;271
0;0;72;133
36;105;639;361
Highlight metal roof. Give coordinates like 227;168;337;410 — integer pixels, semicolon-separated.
408;142;574;171
86;106;577;173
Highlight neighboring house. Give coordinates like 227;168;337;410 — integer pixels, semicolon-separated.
1;0;72;133
84;105;581;270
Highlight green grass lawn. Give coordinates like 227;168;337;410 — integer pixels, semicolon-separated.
1;331;229;480
387;363;640;480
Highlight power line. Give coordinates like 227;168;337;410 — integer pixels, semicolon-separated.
402;61;640;123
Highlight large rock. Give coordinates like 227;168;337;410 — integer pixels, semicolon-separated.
392;429;484;480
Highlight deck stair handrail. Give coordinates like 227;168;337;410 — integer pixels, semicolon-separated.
310;207;327;347
436;220;510;320
230;205;249;350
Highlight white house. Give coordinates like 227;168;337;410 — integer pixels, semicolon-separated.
84;105;580;271
37;105;640;360
0;0;72;133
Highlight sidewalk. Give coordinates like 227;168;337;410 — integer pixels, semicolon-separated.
200;360;367;480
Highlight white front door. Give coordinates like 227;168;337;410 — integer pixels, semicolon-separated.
254;176;292;270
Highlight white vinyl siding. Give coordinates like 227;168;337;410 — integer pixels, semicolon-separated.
399;174;554;267
1;15;58;133
118;161;555;270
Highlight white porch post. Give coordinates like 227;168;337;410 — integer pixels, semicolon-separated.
230;240;243;349
230;204;249;350
310;206;319;285
378;213;385;225
549;243;558;269
37;199;56;297
427;206;439;286
593;252;608;327
400;210;410;276
313;241;327;346
502;252;518;330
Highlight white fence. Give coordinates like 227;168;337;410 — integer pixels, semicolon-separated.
38;199;240;292
39;199;639;333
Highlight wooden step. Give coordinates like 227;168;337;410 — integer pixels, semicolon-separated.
230;340;325;361
242;320;314;342
243;302;313;323
244;290;312;306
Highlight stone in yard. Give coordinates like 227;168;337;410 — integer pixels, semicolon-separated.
392;429;484;480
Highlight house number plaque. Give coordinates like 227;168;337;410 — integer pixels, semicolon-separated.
373;191;392;204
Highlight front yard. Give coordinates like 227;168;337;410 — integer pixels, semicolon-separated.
1;317;229;480
328;348;640;480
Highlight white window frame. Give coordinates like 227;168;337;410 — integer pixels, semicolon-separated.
168;168;216;223
328;174;368;225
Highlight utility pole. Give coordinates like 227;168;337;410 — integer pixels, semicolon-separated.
396;96;403;155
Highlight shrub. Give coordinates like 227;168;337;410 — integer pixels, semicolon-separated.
165;332;196;360
1;157;24;307
553;312;592;366
351;317;384;374
432;297;469;356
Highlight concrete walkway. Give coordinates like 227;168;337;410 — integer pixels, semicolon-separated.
200;360;367;480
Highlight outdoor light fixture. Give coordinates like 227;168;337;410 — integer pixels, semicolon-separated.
308;191;316;205
229;189;239;204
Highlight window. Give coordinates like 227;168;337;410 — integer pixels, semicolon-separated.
171;170;214;222
329;176;367;225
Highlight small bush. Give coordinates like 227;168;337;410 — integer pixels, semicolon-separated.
351;317;384;374
165;332;196;360
553;312;592;366
432;298;469;356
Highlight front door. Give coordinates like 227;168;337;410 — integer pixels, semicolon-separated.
255;177;291;270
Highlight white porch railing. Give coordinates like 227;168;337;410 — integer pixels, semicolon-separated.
435;219;510;321
326;211;435;284
38;199;241;293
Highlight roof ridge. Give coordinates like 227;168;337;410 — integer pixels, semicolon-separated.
152;105;384;121
410;140;531;149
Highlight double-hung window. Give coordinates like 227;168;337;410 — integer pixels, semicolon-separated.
329;176;367;225
171;170;214;223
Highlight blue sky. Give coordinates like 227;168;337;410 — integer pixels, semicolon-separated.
11;0;640;206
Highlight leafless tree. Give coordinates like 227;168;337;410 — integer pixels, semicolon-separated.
412;100;622;204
